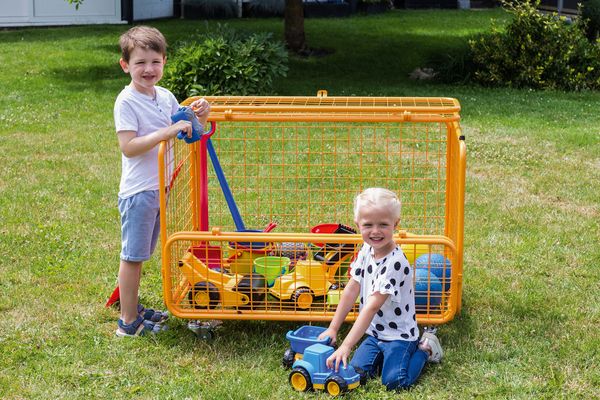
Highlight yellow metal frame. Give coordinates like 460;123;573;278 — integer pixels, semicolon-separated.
159;92;466;325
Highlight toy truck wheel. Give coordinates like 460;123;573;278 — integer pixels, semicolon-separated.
188;282;219;309
282;347;296;369
325;375;348;396
289;367;312;392
236;273;267;308
291;287;314;309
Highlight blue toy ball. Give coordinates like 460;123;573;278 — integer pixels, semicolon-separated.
415;253;451;291
414;268;442;307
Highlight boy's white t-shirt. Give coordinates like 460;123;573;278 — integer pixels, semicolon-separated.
350;243;419;342
114;85;180;199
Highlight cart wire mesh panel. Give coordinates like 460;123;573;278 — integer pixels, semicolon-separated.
159;93;466;325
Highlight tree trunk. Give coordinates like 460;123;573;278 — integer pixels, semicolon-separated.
284;0;307;54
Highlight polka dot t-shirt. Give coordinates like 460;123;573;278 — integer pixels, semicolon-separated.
350;243;419;342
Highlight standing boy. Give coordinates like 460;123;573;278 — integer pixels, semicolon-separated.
114;26;210;336
319;187;443;389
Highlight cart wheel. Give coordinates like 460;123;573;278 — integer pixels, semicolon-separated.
187;321;215;340
196;326;214;340
282;347;296;369
325;374;348;396
289;367;312;392
291;287;313;309
188;282;219;309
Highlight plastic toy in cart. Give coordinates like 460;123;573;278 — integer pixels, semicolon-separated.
269;224;357;310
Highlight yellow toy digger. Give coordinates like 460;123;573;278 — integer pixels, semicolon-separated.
269;224;357;310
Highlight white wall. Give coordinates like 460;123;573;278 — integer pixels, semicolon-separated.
133;0;173;21
0;0;123;27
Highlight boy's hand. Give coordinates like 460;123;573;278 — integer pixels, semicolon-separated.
325;344;351;372
190;98;211;127
169;120;192;140
318;328;338;346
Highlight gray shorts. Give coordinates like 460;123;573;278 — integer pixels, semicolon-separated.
118;190;160;262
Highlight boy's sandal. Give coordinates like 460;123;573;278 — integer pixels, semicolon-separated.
137;304;169;323
115;316;166;337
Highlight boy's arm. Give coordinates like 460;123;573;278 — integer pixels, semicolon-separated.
117;120;192;158
318;279;361;345
326;290;389;372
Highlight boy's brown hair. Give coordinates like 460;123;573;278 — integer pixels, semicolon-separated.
119;26;167;62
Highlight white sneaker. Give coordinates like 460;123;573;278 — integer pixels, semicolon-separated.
420;331;443;363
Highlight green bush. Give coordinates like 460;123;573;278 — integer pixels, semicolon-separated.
162;26;288;98
468;0;600;90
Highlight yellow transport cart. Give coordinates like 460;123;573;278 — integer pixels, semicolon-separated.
159;91;466;326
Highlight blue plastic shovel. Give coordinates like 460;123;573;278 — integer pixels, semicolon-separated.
206;137;246;232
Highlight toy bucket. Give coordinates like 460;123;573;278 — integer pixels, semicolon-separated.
190;243;222;270
309;223;342;260
327;288;344;306
226;245;272;274
310;223;342;247
310;223;355;280
253;256;290;287
327;288;359;307
227;229;272;274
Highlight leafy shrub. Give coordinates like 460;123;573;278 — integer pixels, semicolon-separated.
467;0;600;90
163;26;288;98
581;0;600;42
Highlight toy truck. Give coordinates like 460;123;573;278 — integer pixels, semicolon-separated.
289;343;360;396
178;252;266;309
283;325;330;369
269;246;356;310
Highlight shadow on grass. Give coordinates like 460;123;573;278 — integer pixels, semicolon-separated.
155;318;312;370
50;64;125;92
281;33;474;94
159;303;470;364
43;26;471;96
443;299;474;338
0;24;128;43
95;43;121;55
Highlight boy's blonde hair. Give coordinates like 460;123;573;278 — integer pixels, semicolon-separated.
119;26;167;62
353;187;401;222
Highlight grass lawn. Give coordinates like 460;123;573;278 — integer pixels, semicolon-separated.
1;8;599;399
